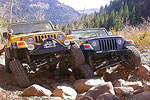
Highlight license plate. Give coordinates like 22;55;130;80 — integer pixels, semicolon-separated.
44;41;56;48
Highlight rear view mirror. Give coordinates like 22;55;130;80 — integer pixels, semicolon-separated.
3;32;9;39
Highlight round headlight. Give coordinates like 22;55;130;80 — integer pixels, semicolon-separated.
117;39;123;45
64;39;70;46
57;34;65;40
26;37;34;44
91;40;97;47
27;44;35;50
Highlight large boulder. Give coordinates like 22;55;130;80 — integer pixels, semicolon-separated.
53;85;77;100
21;84;52;97
114;87;134;96
96;93;120;100
133;91;150;100
0;88;7;100
74;79;105;93
85;82;115;100
137;65;150;79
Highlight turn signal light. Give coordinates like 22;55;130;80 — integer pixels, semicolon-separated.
126;41;132;44
84;44;90;48
18;42;25;45
68;37;73;39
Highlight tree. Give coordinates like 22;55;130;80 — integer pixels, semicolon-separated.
130;7;136;24
123;3;129;23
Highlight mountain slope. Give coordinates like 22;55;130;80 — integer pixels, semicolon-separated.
62;0;150;31
0;0;81;25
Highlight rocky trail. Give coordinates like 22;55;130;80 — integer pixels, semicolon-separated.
0;49;150;100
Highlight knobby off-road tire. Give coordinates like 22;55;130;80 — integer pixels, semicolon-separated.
9;59;30;87
122;46;141;69
69;44;85;67
73;63;94;80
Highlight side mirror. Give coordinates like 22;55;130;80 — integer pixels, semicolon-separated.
108;32;112;35
3;32;9;39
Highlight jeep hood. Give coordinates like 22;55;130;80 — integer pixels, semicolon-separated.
68;34;123;41
11;31;62;38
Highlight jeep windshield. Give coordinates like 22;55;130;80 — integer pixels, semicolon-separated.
70;28;108;37
10;21;54;35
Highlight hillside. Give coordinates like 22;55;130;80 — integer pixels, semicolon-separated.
62;0;150;31
79;8;99;14
0;0;81;25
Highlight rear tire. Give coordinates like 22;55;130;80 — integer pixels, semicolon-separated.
121;46;141;69
9;59;30;87
73;63;94;80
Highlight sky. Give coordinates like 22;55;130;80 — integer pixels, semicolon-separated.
59;0;110;10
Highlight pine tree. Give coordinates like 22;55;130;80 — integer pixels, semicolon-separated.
119;5;124;17
123;3;129;23
131;7;136;24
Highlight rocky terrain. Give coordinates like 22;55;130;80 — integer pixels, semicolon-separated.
0;49;150;100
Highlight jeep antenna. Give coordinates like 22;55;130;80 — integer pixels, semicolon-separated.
8;0;13;29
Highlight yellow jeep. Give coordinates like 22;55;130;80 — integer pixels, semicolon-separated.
2;21;94;87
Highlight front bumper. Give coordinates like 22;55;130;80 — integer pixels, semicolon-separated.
93;49;130;59
30;38;69;55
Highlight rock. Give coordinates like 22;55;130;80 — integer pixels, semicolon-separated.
8;97;29;100
125;81;143;90
74;79;105;93
0;44;4;55
143;83;150;91
113;79;126;87
85;82;115;100
96;93;120;100
48;97;62;100
53;85;77;100
103;72;111;81
76;93;86;100
9;97;61;100
0;88;7;100
133;91;150;100
70;73;76;83
78;96;93;100
133;88;144;94
22;84;52;97
114;87;134;96
137;65;150;79
113;79;143;90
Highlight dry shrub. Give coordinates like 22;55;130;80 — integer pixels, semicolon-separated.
118;18;150;50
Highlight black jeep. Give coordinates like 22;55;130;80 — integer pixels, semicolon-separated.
68;28;141;76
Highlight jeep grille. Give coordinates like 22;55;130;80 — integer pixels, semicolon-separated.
99;39;118;51
35;34;56;43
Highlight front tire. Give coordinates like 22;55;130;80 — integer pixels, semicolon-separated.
9;59;30;87
121;46;141;69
